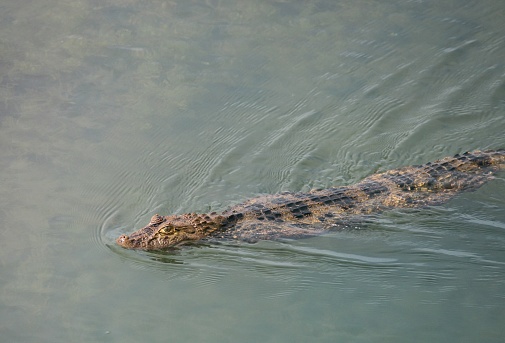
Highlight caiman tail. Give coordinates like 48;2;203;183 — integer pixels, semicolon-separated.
357;149;505;208
117;149;505;250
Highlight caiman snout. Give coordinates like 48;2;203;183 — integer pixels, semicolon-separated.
116;234;132;248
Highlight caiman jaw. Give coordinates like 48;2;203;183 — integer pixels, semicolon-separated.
115;230;187;250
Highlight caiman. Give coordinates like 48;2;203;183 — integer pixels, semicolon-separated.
117;149;505;250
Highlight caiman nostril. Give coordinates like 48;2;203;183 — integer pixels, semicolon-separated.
116;235;129;245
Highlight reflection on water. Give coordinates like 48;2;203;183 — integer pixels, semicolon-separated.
1;0;505;342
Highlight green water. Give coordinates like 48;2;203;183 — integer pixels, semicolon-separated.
1;0;505;342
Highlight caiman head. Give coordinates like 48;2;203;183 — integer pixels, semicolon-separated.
116;213;225;250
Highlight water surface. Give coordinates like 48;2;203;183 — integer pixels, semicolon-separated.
1;0;505;342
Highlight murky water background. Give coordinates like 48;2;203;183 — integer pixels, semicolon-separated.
1;0;505;342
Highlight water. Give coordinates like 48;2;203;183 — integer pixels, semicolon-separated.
1;0;505;342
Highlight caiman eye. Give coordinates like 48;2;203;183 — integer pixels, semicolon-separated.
159;226;174;235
